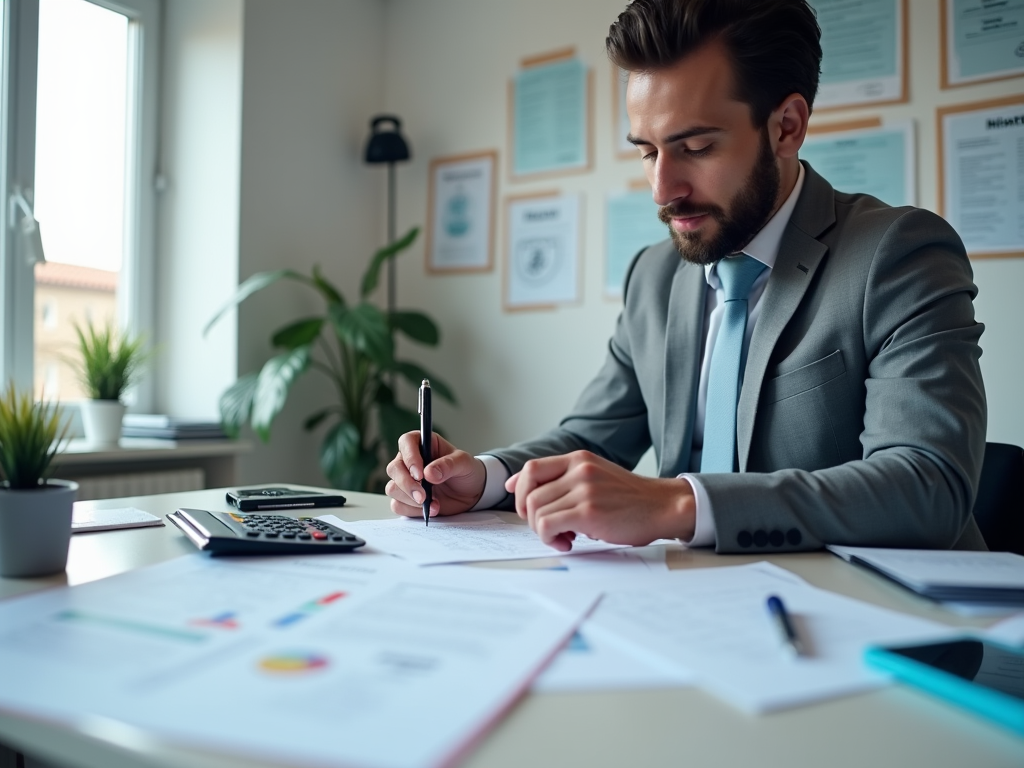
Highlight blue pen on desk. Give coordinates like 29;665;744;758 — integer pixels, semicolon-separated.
418;379;432;527
766;595;807;658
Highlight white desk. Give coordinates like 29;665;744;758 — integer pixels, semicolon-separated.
1;487;1022;768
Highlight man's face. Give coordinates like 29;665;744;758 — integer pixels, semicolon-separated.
626;41;782;265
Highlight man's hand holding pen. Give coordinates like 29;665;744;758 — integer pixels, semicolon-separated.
385;433;488;519
385;432;696;548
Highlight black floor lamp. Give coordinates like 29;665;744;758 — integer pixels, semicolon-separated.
363;115;411;317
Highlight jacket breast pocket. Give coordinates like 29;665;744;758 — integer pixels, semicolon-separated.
763;349;847;403
752;351;849;472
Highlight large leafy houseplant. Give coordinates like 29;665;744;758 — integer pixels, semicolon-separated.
205;227;455;492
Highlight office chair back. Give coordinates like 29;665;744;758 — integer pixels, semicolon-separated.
971;442;1024;555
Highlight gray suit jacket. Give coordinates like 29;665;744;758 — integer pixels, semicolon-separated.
488;163;988;553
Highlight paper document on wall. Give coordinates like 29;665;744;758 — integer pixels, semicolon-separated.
584;562;951;712
0;553;598;768
324;513;632;565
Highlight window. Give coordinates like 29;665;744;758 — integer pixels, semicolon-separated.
0;0;159;406
40;298;55;328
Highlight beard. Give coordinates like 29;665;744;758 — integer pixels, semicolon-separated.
657;131;781;266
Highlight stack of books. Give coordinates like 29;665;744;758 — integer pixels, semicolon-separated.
121;414;228;440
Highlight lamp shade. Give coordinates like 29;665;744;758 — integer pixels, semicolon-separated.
364;115;411;164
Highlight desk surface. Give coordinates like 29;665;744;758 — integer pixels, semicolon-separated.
1;487;1022;768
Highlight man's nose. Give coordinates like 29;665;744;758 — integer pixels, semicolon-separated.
650;159;692;207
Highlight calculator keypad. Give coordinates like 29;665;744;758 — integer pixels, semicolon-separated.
231;514;360;545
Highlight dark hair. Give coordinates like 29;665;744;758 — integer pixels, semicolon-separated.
606;0;822;126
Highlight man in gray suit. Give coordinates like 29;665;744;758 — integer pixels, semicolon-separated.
386;0;987;553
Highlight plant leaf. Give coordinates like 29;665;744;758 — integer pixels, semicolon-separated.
0;385;70;488
271;318;324;349
389;311;439;346
330;303;393;364
319;421;378;490
250;347;311;440
203;269;311;336
312;265;345;307
71;321;151;400
387;360;457;404
378;400;420;452
218;372;259;438
360;226;419;299
303;408;335;431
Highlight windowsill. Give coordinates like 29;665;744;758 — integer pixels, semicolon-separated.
57;437;251;465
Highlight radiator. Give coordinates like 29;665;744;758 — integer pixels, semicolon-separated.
71;468;206;501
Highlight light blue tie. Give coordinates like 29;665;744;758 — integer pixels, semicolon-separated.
700;254;767;473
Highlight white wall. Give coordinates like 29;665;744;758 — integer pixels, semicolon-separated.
381;0;1024;463
382;0;643;463
155;0;1024;488
235;0;387;485
155;0;243;420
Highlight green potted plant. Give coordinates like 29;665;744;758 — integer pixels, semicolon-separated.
72;321;150;446
0;383;76;577
205;227;455;492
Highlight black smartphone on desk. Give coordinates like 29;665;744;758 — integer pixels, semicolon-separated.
226;487;347;511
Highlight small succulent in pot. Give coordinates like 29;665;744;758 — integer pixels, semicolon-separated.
0;383;77;577
71;321;151;445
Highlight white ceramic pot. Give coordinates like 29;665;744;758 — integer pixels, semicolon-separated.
0;479;78;577
80;399;126;446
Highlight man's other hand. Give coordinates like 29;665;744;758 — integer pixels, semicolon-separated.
507;451;696;551
385;432;486;518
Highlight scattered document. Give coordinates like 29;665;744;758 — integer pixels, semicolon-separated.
72;506;164;533
533;622;692;693
986;612;1024;647
562;544;669;574
324;513;631;566
828;546;1024;604
583;562;951;713
0;553;598;768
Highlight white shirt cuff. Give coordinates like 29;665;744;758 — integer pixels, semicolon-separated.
470;454;511;511
679;474;716;547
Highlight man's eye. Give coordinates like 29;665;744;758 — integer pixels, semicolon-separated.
641;150;657;162
685;145;712;157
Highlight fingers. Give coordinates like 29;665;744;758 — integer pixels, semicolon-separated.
388;492;440;518
397;431;425;481
510;455;572;520
386;449;426;506
532;506;586;551
423;450;471;484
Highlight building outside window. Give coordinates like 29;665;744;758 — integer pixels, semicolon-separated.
1;0;159;406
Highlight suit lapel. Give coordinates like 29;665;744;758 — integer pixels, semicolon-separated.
736;164;835;470
661;261;706;477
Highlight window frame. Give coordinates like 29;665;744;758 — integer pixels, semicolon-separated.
0;0;160;409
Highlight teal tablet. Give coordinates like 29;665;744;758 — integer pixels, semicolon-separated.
865;637;1024;735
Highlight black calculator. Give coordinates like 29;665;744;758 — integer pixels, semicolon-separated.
167;508;366;555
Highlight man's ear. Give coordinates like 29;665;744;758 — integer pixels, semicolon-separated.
770;94;809;159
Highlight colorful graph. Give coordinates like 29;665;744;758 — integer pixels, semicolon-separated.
190;611;240;630
258;652;329;675
272;591;347;628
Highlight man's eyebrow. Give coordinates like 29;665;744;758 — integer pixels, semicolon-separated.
626;126;724;146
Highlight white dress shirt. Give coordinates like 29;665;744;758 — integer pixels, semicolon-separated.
473;165;806;547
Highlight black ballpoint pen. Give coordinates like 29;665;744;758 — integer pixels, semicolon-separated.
418;379;433;527
766;594;807;657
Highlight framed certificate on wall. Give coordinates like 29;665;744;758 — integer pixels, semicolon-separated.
426;150;497;274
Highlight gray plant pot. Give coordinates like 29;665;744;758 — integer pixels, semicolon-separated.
0;480;78;578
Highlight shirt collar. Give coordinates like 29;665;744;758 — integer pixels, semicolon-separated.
705;162;805;285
